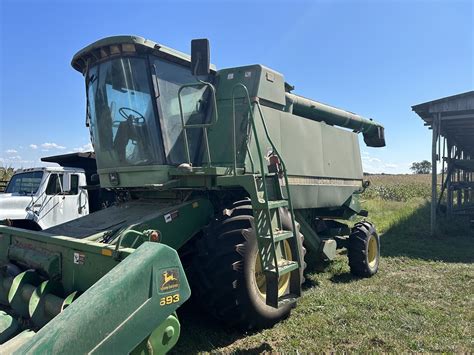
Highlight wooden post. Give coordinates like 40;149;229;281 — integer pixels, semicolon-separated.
447;141;453;216
431;114;439;235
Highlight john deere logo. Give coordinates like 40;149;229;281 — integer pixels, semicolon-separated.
160;268;180;292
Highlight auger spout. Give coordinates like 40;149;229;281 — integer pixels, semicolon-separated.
286;93;386;147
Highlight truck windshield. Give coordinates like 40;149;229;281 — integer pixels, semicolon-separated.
86;57;165;169
5;171;44;194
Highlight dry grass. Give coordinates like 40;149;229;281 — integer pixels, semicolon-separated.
364;174;433;201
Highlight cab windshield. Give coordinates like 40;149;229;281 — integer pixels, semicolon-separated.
6;171;44;195
86;56;211;169
87;57;164;168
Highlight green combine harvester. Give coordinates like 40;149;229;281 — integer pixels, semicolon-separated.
0;36;385;353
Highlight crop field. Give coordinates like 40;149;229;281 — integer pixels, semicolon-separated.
173;174;473;353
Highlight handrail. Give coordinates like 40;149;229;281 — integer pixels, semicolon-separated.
231;84;266;179
231;83;302;277
254;101;300;265
177;81;218;166
231;83;279;271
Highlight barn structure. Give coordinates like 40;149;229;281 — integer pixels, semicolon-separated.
412;91;474;234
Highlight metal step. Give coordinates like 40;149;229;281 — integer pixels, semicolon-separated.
255;200;288;209
260;230;293;243
264;266;300;308
266;259;299;277
268;200;288;209
277;294;298;307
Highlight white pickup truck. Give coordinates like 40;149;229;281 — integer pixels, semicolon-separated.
0;152;113;230
0;166;89;230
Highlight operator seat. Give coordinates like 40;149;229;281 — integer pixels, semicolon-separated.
114;118;151;164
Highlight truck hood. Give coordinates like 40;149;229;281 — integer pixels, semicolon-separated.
0;193;33;220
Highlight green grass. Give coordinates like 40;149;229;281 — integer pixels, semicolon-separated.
173;177;473;353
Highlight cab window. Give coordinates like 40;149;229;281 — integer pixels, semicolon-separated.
154;58;211;165
46;174;64;195
70;175;79;195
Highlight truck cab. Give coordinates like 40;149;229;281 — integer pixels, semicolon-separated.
0;166;89;230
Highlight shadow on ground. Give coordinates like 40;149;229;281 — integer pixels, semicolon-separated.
329;273;362;284
380;201;473;263
170;300;258;354
329;201;473;285
173;279;322;353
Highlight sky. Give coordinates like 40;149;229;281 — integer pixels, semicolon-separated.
0;0;472;173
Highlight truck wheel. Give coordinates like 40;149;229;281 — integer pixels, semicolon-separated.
191;199;305;330
348;221;380;277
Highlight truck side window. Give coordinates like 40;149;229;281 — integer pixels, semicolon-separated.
46;174;64;195
70;175;79;195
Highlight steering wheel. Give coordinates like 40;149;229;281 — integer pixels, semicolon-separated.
116;107;146;125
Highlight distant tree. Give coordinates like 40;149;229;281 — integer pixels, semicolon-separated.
0;166;15;181
410;160;431;174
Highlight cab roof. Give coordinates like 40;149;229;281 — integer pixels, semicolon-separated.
15;166;85;174
71;35;217;74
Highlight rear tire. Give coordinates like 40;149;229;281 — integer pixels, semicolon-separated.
191;199;305;330
348;221;380;277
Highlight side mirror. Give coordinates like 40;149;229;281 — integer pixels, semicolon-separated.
91;174;100;184
191;39;210;76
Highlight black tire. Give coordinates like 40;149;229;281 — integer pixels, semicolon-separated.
348;221;380;277
190;199;305;330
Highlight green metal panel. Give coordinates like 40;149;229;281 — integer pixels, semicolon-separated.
216;65;286;106
276;109;363;179
15;242;190;354
44;198;214;250
0;227;127;294
97;165;172;189
287;185;362;210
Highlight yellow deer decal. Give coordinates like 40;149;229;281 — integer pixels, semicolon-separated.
162;271;178;286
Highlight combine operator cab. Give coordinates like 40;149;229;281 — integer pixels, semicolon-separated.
75;36;217;187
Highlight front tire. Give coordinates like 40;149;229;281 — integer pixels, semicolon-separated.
191;199;305;330
348;221;380;277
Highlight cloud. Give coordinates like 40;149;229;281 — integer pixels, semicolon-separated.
72;143;93;153
6;149;18;154
362;152;400;173
0;155;34;168
41;142;66;150
29;144;38;149
362;155;382;163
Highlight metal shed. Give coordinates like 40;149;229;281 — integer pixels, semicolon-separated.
412;91;474;234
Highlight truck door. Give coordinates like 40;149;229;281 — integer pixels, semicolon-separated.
39;173;84;229
38;173;65;229
69;173;89;216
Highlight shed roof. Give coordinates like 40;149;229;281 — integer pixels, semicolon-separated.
412;91;474;155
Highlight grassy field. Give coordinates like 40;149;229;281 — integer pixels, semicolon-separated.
173;174;473;353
